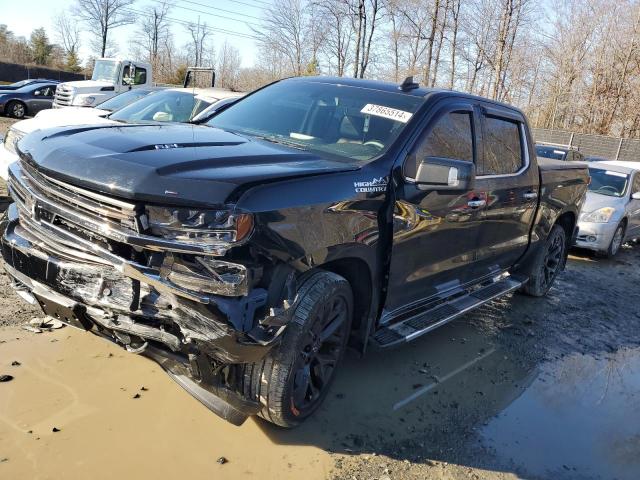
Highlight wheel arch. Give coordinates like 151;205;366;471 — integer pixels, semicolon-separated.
314;255;378;354
555;210;577;244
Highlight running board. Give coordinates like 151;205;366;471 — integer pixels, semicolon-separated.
373;275;526;348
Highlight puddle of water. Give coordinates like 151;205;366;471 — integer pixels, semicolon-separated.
481;348;640;480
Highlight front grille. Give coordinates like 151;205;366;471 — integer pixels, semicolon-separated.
7;159;141;266
5;160;244;302
17;160;140;231
53;85;74;107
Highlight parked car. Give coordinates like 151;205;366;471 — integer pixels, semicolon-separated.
585;155;611;162
574;161;640;257
0;76;589;428
0;81;59;118
106;87;242;124
0;88;242;180
535;142;585;162
0;79;57;91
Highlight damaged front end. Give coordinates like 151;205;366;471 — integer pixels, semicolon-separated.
0;160;293;425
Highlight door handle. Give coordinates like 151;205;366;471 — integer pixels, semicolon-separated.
523;191;538;200
467;199;486;208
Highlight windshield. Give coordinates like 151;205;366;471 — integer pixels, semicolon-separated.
92;60;120;83
109;90;212;123
98;89;155;112
206;81;424;163
588;168;629;197
9;80;33;88
536;145;568;161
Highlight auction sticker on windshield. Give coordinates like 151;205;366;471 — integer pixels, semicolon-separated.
361;104;413;123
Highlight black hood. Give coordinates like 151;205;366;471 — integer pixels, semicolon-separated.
17;123;358;207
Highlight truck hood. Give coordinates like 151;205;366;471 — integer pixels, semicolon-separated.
14;108;111;134
17;123;359;207
59;80;114;92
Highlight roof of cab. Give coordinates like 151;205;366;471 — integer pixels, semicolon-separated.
286;75;437;97
284;76;527;115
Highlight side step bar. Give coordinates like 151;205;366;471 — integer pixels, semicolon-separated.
373;275;527;348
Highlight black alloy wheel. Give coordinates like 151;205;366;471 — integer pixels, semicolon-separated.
290;294;350;416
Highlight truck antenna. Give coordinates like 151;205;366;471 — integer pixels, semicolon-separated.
400;76;420;91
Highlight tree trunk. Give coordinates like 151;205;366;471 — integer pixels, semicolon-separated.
423;0;440;83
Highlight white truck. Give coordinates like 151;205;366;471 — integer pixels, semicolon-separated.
53;58;153;108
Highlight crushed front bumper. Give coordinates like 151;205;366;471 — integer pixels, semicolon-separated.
0;204;283;425
574;221;617;252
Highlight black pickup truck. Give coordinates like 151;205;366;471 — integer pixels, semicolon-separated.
1;77;588;427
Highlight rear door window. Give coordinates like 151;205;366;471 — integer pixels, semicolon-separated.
480;116;525;176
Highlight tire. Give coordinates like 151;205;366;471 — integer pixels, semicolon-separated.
241;271;353;428
521;225;566;297
602;222;625;258
6;101;26;119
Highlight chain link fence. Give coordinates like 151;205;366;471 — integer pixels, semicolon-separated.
532;128;640;162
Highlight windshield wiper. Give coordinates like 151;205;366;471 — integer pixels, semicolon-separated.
257;135;307;151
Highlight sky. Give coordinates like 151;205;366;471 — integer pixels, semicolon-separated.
0;0;265;68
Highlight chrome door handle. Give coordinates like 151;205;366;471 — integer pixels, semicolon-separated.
523;191;538;200
467;199;486;208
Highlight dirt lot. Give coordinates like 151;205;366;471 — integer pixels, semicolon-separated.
0;115;639;479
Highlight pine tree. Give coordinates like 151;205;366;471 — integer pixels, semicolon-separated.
66;49;82;72
30;28;53;65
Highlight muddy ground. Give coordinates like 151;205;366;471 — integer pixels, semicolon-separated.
1;115;639;479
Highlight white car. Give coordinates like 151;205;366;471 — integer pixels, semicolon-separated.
575;161;640;257
1;88;243;180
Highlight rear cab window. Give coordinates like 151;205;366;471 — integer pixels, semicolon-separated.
480;113;527;176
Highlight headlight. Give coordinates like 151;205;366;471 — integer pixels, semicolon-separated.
4;128;25;155
78;96;96;106
143;206;254;247
580;207;615;223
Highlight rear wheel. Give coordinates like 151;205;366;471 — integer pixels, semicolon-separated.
522;225;566;297
6;101;26;119
603;222;625;258
241;271;353;427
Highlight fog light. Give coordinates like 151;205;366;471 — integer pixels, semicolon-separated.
587;235;597;242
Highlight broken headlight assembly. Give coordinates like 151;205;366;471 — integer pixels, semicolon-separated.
144;206;254;249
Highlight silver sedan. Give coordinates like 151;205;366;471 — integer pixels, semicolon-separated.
575;161;640;257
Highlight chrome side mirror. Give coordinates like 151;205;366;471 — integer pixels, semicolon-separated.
415;157;474;191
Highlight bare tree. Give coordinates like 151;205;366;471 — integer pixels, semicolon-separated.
185;19;211;67
139;2;170;68
75;0;136;57
448;0;462;88
315;0;354;76
53;13;81;59
217;40;242;89
254;0;308;76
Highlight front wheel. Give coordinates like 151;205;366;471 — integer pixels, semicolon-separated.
602;222;625;258
241;270;353;427
521;225;566;297
6;101;26;119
